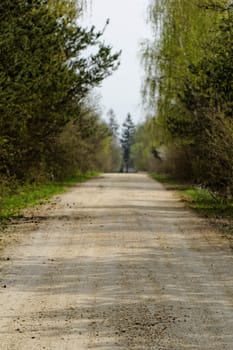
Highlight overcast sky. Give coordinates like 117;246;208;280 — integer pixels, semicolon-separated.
81;0;151;126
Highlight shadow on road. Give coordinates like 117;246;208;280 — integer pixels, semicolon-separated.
1;174;233;349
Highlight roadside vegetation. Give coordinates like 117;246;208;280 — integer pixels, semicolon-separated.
0;172;97;224
0;0;122;223
132;0;233;240
150;173;233;241
151;173;233;218
133;0;233;200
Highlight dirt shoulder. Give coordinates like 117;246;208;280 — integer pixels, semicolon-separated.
0;173;232;349
0;195;60;253
151;175;233;249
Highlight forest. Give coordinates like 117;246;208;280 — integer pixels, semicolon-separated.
132;0;233;198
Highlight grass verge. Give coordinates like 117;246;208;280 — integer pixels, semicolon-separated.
0;171;98;223
151;172;233;242
150;173;233;218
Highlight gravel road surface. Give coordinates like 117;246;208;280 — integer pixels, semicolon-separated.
0;173;232;349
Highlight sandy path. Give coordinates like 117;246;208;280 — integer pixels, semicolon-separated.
0;173;232;349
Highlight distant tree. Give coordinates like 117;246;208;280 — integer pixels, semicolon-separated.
120;114;135;172
104;109;121;172
107;109;119;138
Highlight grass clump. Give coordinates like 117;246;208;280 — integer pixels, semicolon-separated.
0;171;98;222
180;188;233;218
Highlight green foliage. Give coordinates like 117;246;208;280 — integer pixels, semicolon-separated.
131;120;159;171
0;0;120;181
141;0;233;197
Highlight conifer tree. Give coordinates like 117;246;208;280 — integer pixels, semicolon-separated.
120;114;135;173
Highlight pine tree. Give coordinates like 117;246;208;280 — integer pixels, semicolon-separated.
107;109;119;139
120;114;135;173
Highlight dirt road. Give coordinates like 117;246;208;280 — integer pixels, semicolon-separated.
0;173;232;349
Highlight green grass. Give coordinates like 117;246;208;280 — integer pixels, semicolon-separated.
150;173;233;218
179;188;233;217
150;173;175;184
0;171;98;222
150;173;189;190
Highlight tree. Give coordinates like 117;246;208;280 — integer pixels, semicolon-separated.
106;109;121;172
141;0;233;195
131;118;162;172
107;109;119;139
0;0;121;180
120;114;135;173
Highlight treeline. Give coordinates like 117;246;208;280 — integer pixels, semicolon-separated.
134;0;233;197
0;0;121;190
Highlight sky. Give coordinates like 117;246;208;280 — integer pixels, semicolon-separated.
81;0;152;126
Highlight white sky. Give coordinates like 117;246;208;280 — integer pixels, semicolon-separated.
81;0;151;126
